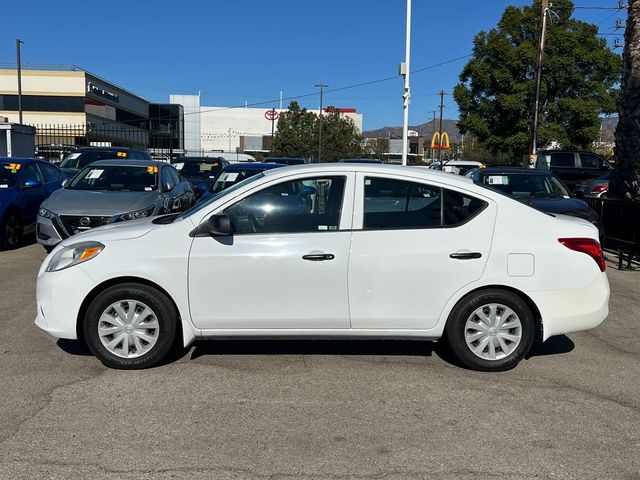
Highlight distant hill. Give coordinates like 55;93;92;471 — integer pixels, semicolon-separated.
364;119;462;142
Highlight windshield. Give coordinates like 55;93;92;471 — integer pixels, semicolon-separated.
175;160;224;179
0;163;21;188
69;165;157;192
211;169;265;193
60;151;126;169
174;172;264;221
480;173;570;198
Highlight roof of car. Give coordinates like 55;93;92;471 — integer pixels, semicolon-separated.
72;146;141;152
86;159;164;168
0;157;38;164
175;156;225;162
223;162;287;172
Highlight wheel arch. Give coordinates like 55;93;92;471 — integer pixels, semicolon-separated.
76;276;196;347
446;284;544;342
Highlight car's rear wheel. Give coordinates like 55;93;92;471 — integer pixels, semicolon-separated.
444;289;534;372
1;211;23;250
83;283;177;369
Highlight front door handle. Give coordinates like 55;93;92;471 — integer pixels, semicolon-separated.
449;251;482;260
302;253;335;261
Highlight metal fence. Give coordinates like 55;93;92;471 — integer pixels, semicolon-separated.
584;196;640;269
31;124;175;163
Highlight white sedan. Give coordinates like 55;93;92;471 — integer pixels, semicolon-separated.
35;164;609;371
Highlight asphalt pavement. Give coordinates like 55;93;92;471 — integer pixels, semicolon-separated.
0;241;639;480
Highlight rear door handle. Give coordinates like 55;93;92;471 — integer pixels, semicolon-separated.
449;252;482;260
302;253;335;261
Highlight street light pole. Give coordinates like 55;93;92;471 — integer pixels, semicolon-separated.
401;0;412;166
531;0;550;156
16;39;24;124
315;83;328;163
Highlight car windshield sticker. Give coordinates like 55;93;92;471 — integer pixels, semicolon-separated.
365;179;372;186
66;153;81;160
224;172;239;182
318;225;328;230
199;164;214;171
173;163;184;170
486;175;509;185
145;187;153;191
329;226;337;230
147;167;159;174
86;169;104;180
0;184;8;189
8;163;21;173
116;151;127;158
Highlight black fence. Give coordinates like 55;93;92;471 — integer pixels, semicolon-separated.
585;196;640;268
31;124;175;163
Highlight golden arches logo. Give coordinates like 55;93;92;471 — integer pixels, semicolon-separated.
430;131;450;150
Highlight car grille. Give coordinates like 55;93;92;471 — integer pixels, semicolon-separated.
59;215;112;236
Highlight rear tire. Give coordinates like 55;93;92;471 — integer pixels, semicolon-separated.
444;289;534;372
1;211;22;250
83;283;177;369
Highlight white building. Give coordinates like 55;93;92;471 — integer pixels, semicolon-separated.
169;94;363;156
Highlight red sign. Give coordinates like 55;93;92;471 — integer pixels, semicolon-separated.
265;109;279;121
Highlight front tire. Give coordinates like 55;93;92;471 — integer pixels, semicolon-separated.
444;289;534;372
1;211;23;250
83;283;177;369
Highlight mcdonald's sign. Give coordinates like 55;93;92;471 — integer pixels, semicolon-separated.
430;131;450;150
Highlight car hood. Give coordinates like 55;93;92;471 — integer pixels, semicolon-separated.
58;216;160;246
42;189;158;216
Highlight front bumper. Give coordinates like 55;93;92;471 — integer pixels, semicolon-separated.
35;264;98;339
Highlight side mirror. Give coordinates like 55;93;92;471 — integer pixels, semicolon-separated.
191;214;233;237
22;179;42;189
62;178;69;188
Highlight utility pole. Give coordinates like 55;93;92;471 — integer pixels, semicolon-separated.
430;110;437;160
16;39;24;124
531;0;550;156
438;90;445;160
400;0;412;166
315;84;328;162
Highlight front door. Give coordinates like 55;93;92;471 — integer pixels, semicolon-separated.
188;173;354;330
348;174;496;330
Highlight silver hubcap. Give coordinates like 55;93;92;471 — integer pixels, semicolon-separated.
464;303;522;361
98;300;159;359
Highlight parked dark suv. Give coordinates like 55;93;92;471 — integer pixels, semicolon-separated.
536;150;612;190
58;147;152;178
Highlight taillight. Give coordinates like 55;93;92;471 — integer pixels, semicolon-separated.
558;238;606;272
591;184;608;194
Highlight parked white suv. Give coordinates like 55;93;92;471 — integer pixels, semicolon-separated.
35;164;609;371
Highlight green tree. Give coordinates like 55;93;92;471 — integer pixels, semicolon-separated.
453;0;621;158
271;102;365;162
270;101;317;159
317;109;364;162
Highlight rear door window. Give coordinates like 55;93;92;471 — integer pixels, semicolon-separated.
38;163;62;183
549;152;576;168
580;153;610;170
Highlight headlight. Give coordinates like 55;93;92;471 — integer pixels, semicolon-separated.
39;207;55;219
117;206;155;222
45;241;104;272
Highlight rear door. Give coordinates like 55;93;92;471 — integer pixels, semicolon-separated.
348;173;496;330
19;163;47;230
548;152;581;189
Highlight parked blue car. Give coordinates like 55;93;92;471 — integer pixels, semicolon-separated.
0;158;66;249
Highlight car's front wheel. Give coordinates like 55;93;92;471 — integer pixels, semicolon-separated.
83;283;177;369
2;211;23;249
444;289;535;372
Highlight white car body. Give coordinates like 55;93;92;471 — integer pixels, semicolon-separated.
35;164;609;362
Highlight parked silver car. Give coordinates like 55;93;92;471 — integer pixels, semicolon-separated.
37;160;195;251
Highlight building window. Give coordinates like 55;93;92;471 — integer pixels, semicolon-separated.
0;95;85;112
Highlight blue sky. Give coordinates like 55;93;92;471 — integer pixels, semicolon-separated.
0;0;624;130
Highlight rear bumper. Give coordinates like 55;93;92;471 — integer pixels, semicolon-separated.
529;273;610;341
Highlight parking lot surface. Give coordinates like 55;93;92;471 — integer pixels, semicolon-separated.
0;242;639;480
